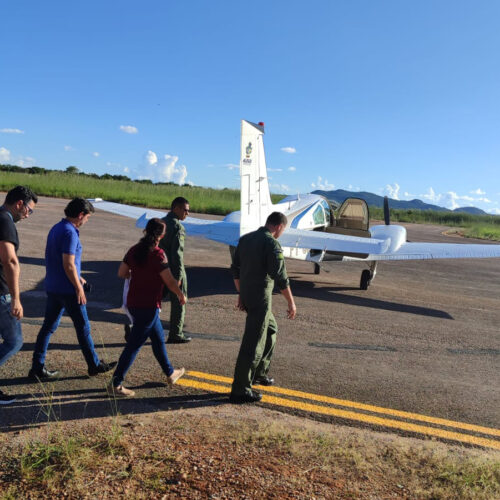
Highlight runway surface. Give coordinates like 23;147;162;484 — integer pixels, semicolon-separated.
2;196;499;447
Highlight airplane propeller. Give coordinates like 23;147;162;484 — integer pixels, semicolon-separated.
384;196;390;225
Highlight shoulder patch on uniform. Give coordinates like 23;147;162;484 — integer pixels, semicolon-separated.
274;247;284;260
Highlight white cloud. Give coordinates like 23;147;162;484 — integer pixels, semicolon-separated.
133;150;188;184
123;167;130;173
311;176;334;190
226;163;239;170
0;128;24;134
268;168;283;172
288;166;296;172
477;197;491;203
119;125;138;134
281;147;296;154
421;187;439;202
17;156;36;168
271;183;290;192
470;188;486;195
384;183;400;200
0;147;11;162
92;152;100;157
488;208;500;214
0;147;36;167
64;145;73;151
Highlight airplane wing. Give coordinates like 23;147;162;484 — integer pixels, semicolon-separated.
279;228;389;255
91;200;240;247
362;241;500;261
279;226;500;261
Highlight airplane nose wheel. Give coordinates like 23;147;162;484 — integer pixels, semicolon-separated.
360;269;371;290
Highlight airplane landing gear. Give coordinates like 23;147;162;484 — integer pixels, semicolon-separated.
314;263;320;275
360;262;377;290
360;270;371;290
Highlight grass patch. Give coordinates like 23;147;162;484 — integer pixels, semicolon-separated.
0;414;499;498
462;225;500;241
0;170;284;215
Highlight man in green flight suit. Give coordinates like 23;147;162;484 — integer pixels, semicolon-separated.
229;212;296;404
160;197;192;344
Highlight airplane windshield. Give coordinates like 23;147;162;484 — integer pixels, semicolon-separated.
313;205;325;225
320;200;331;225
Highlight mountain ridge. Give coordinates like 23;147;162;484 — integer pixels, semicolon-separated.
311;189;488;215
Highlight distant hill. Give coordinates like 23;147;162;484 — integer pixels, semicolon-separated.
453;206;487;215
312;189;488;215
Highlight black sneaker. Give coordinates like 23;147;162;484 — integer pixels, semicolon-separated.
28;366;60;381
88;361;117;377
229;390;263;404
253;376;275;386
0;390;16;405
166;336;192;344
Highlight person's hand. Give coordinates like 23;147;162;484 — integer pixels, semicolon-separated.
76;285;87;305
287;302;296;320
10;298;23;320
236;295;246;312
80;276;87;285
178;293;187;306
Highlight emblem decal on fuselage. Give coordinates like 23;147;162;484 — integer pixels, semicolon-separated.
242;142;253;165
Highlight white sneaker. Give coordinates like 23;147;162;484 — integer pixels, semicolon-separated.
167;367;185;386
107;383;135;397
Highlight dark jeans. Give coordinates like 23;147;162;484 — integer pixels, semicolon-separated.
32;292;100;371
0;294;23;367
112;307;174;386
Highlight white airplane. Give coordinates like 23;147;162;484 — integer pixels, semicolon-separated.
92;119;500;289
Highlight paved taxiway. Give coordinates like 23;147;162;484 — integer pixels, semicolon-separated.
1;196;499;447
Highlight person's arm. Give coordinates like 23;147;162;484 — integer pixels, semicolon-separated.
267;240;296;319
62;253;86;305
230;243;245;311
0;240;22;319
169;226;183;283
118;262;131;279
160;268;187;305
280;286;296;319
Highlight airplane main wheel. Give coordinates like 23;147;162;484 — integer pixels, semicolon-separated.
314;263;320;275
360;269;371;290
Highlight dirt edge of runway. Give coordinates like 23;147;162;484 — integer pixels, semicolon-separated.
0;405;498;499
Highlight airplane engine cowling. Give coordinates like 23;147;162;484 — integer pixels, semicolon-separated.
369;225;407;254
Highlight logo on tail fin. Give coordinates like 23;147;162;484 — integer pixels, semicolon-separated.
243;142;253;164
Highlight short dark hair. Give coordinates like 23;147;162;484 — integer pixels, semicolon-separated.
64;198;95;218
5;185;38;205
266;212;287;227
171;196;189;210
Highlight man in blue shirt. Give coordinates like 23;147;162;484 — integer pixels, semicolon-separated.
0;186;37;404
29;198;116;380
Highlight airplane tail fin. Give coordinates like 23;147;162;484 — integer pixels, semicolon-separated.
239;120;273;236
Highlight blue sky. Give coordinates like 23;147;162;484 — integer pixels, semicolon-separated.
1;1;500;213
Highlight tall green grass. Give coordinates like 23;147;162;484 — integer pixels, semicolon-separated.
369;207;500;227
0;171;284;215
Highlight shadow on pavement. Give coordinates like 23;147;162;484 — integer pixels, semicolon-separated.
0;390;228;433
18;257;452;320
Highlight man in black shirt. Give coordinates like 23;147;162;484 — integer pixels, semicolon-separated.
0;185;37;404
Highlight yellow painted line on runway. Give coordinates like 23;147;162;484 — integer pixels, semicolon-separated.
186;370;500;439
177;377;500;450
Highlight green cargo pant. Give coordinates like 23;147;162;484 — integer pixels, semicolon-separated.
231;301;277;396
168;273;187;340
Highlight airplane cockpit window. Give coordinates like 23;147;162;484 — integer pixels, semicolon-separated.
313;204;326;226
320;200;331;225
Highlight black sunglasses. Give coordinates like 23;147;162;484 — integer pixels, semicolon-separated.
23;202;33;215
